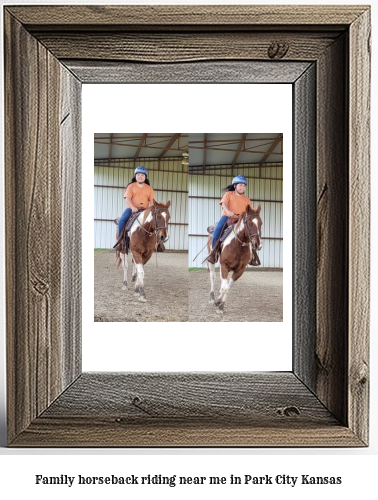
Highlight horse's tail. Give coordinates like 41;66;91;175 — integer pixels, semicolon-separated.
115;250;122;269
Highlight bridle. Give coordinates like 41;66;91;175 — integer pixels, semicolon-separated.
232;212;261;247
153;207;170;232
137;206;169;237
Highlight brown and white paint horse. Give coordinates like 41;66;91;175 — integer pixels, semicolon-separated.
116;200;171;302
207;204;262;314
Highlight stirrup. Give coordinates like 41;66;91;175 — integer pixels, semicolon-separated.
113;240;122;251
204;248;218;264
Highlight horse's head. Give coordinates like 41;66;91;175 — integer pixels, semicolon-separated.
152;200;171;242
244;204;262;251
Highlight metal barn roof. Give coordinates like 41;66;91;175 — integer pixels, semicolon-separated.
189;133;282;168
94;133;283;167
94;133;188;162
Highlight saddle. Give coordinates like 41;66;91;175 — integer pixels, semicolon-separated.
125;211;143;231
207;216;238;236
206;220;237;244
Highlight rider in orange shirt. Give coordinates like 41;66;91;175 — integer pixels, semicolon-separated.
117;166;155;238
207;175;253;264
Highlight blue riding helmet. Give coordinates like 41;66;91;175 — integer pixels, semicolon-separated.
232;175;247;185
135;166;148;176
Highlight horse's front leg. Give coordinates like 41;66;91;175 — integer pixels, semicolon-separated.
214;266;233;314
208;262;216;303
133;261;147;302
121;253;128;290
131;259;137;282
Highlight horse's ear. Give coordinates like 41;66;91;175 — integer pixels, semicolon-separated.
152;199;157;206
246;205;252;213
257;203;261;214
166;200;171;208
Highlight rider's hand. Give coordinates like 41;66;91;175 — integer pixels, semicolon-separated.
131;206;138;214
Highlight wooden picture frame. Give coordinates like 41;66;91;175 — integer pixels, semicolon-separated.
4;5;370;447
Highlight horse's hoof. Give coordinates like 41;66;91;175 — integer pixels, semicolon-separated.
208;298;215;304
138;296;147;303
216;303;224;314
122;285;127;291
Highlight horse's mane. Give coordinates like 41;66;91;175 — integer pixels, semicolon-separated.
146;200;170;212
240;204;262;219
152;200;169;208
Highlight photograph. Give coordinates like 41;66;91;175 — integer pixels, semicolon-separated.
94;133;188;322
188;133;283;321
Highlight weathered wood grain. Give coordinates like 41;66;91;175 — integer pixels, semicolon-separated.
60;65;82;389
4;10;81;444
11;416;364;448
293;64;317;390
66;60;312;84
7;5;367;29
4;5;370;448
316;34;349;425
11;373;364;447
348;8;371;445
41;373;335;422
5;11;63;442
37;32;339;63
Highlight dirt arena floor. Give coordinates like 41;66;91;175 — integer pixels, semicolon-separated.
94;250;188;322
189;268;283;322
95;250;283;322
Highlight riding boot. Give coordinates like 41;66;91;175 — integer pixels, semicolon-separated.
113;238;122;251
156;241;165;252
113;229;127;252
206;240;220;264
249;248;261;266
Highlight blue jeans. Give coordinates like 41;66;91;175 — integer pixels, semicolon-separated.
118;208;132;237
212;215;229;248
